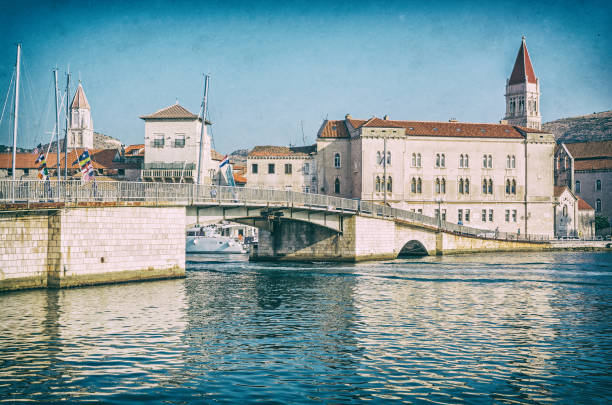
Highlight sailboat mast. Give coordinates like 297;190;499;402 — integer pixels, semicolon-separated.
54;69;61;195
11;43;21;184
196;74;210;185
64;70;70;180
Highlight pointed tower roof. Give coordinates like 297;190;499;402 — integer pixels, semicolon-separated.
71;82;91;110
509;36;537;85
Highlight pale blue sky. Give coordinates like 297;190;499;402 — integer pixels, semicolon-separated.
1;0;610;153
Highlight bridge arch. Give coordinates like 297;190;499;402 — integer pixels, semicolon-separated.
397;240;429;257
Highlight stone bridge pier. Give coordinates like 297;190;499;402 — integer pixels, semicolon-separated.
252;215;547;262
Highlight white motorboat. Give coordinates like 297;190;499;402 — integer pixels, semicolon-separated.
186;226;247;254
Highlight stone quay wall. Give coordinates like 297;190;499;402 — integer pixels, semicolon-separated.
1;206;185;292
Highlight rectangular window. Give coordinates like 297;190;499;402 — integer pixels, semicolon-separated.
174;134;185;148
303;163;310;175
285;163;292;174
505;210;510;222
304;186;309;193
435;209;440;219
268;164;275;174
458;209;463;223
482;209;487;222
441;209;446;221
23;169;29;175
417;209;422;214
118;169;125;176
465;209;470;222
251;163;258;174
153;134;164;148
512;210;517;222
489;209;494;222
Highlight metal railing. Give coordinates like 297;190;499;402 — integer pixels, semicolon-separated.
0;180;550;242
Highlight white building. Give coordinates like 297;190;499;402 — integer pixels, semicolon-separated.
247;145;317;192
140;103;214;183
67;82;94;150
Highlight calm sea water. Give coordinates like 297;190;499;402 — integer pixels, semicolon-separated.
1;252;611;404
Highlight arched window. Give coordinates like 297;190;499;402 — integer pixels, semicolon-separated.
460;154;464;168
575;181;581;193
417;153;421;167
482;179;487;194
411;178;416;193
488;179;493;194
435;178;440;194
563;205;567;217
441;154;445;168
506;179;511;194
464;155;469;168
387;151;391;165
377;151;381;165
375;176;381;192
417;178;422;193
507;155;511;168
487;155;492;168
441;178;446;194
511;155;516;168
459;178;464;194
436;154;440;168
334;178;340;194
465;179;470;194
596;199;602;212
483;154;487;168
411;153;416;167
334;153;341;168
387;176;392;192
511;179;516;194
596;179;602;191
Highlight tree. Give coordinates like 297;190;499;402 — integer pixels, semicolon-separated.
595;215;610;231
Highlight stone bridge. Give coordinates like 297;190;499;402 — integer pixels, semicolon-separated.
0;180;551;291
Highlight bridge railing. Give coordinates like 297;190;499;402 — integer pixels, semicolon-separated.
0;180;549;242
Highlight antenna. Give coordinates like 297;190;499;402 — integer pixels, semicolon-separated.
300;120;305;145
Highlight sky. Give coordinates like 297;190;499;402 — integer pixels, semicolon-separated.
0;0;610;154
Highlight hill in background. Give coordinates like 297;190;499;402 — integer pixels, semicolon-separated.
543;110;612;143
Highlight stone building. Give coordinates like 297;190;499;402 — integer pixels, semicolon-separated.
578;197;596;239
503;37;542;130
554;186;578;238
67;82;94;150
554;140;612;224
140;103;214;183
247;145;317;192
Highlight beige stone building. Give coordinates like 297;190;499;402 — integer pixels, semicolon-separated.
246;145;316;192
141;103;215;183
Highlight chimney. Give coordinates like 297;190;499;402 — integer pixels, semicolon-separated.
345;114;352;120
448;118;458;122
383;115;389;120
499;119;508;124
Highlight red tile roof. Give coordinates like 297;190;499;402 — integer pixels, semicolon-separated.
140;104;199;120
124;144;144;156
574;158;612;171
248;145;316;157
564;140;612;159
70;83;91;109
0;149;139;170
554;186;570;197
233;173;246;184
318;118;530;139
577;197;594;211
509;37;537;85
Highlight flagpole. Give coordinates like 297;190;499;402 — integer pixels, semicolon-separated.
11;43;21;201
64;69;70;183
54;68;61;197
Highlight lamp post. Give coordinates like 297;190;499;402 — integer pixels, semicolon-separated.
435;198;442;230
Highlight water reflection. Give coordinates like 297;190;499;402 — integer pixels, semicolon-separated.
0;252;611;403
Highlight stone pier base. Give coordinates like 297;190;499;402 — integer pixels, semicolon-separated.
1;207;185;292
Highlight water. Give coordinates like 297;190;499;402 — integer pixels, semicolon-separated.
1;252;611;404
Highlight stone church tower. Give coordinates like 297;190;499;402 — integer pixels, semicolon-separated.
68;82;94;150
504;37;541;130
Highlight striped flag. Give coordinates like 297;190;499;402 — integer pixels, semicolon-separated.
219;155;229;168
35;152;49;181
73;150;96;183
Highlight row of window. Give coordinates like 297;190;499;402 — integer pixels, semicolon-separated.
409;207;520;224
365;152;517;169
575;180;603;193
251;163;311;175
152;134;185;148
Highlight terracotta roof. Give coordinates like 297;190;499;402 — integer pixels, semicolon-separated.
233;173;246;184
317;120;350;139
361;117;404;128
71;83;90;109
509;37;537;85
554;186;570;197
318;118;528;139
248;145;316;157
564;140;612;159
0;149;139;170
577;197;594;211
124;144;144;156
574;158;612;171
140;104;199;120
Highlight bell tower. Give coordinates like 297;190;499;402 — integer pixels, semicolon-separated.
68;82;94;150
504;36;541;130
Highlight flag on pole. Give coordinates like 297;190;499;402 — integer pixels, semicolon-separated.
33;143;42;155
35;152;49;181
219;155;229;168
73;150;95;183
